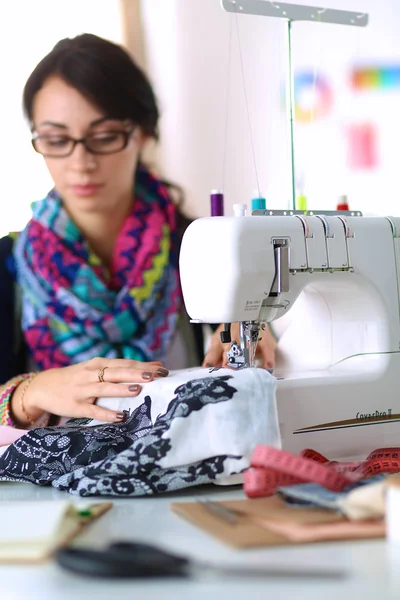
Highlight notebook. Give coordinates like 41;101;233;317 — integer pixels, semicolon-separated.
0;500;112;563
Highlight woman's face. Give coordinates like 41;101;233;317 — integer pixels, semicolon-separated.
31;76;145;216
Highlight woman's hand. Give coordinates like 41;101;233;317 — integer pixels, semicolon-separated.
11;357;169;426
202;323;277;370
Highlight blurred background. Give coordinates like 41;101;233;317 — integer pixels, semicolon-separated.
1;0;398;235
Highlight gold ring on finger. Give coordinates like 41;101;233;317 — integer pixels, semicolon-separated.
98;366;108;383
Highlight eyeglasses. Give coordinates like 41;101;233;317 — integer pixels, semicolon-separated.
31;127;136;158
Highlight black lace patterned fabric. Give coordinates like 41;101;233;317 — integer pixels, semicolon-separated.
0;373;259;496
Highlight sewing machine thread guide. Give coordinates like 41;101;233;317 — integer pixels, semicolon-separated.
221;1;368;27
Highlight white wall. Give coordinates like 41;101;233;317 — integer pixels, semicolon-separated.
141;0;288;218
3;0;399;233
141;0;400;218
0;0;124;237
291;0;400;216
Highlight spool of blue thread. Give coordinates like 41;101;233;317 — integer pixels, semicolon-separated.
251;195;266;212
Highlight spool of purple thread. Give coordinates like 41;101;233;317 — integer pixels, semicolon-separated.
210;189;224;216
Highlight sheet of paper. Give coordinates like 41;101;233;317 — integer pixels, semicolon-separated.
0;500;70;543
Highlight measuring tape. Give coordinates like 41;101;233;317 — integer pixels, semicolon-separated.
244;445;400;498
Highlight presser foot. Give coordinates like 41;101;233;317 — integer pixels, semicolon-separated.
227;341;247;369
225;322;265;369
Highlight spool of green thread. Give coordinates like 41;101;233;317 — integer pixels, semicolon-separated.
297;194;308;212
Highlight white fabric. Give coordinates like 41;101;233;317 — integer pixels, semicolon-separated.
94;366;281;477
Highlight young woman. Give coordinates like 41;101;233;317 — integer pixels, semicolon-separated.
0;33;276;430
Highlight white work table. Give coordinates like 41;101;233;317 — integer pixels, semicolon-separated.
0;481;397;600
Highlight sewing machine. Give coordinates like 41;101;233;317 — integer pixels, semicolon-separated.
179;213;400;460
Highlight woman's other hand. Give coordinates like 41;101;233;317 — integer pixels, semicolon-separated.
202;323;277;370
11;358;169;426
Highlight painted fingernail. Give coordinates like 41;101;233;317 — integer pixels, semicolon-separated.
142;372;153;380
156;367;169;377
116;412;126;421
129;384;140;392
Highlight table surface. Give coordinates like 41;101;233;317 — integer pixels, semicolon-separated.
0;481;398;600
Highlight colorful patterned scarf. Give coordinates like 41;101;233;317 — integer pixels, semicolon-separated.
13;166;181;370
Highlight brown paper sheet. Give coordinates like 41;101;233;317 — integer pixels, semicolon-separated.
171;496;385;548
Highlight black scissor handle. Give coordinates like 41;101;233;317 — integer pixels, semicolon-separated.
56;542;190;578
109;541;189;568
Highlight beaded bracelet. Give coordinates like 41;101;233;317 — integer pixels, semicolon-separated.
0;373;33;427
0;372;50;428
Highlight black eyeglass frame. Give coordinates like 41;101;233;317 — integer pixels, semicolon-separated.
31;126;136;158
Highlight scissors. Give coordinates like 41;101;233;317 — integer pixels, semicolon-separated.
56;541;347;580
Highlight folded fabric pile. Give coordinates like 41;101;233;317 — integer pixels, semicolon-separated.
0;367;279;496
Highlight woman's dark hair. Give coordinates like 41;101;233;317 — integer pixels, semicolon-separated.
23;33;186;208
23;33;159;139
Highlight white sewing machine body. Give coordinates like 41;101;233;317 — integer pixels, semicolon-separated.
180;214;400;460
